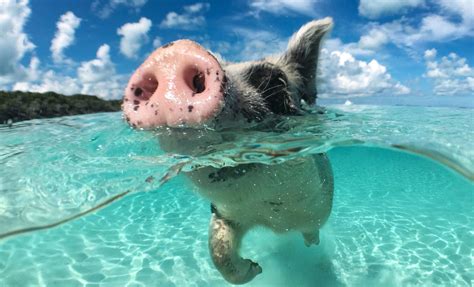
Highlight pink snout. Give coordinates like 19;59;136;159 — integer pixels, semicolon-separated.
123;40;225;128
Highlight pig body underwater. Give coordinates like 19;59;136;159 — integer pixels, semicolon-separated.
122;18;334;284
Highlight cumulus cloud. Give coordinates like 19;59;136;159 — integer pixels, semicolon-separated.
117;17;152;59
160;3;210;30
50;12;81;64
358;0;425;19
249;0;319;17
424;49;473;96
424;48;437;59
183;2;209;13
436;0;474;25
231;28;287;60
0;0;36;85
92;0;148;18
78;44;115;83
354;0;474;55
353;15;473;57
77;44;127;99
13;70;82;96
323;29;391;57
318;49;410;98
358;28;389;50
15;44;126;100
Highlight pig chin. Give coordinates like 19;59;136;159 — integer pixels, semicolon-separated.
122;39;226;129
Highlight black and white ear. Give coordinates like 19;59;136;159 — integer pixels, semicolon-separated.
278;17;333;105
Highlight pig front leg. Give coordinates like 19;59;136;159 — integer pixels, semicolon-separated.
208;213;262;284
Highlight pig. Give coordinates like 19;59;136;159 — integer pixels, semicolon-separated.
122;18;334;284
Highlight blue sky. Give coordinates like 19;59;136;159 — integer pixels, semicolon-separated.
0;0;473;106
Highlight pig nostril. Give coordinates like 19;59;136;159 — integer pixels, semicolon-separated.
134;87;143;97
132;73;158;100
192;72;205;93
184;67;206;95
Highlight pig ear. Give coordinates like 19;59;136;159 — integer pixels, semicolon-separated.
278;17;333;105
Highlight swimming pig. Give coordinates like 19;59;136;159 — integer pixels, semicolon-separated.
122;18;334;284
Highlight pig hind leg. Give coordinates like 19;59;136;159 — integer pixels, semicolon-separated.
208;213;262;284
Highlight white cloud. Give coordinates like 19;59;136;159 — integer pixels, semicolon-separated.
92;0;148;18
152;37;162;48
436;0;474;25
322;29;391;58
323;37;379;57
358;28;389;50
0;0;36;84
14;44;126;100
417;15;469;41
358;0;425;19
249;0;319;16
424;49;473;96
336;1;473;57
184;2;209;13
77;44;126;99
160;3;210;30
77;44;115;83
424;48;437;59
50;11;81;64
318;48;410;98
355;15;473;55
117;17;152;59
13;70;81;95
231;28;287;60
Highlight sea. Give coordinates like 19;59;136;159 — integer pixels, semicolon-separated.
0;104;472;286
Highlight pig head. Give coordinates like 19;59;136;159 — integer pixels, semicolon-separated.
122;17;332;129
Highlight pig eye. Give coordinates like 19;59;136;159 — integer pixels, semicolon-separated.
245;63;288;94
245;62;296;115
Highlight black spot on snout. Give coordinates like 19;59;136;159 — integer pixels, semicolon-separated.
188;105;194;112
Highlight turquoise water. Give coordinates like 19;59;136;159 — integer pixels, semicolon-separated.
0;105;473;286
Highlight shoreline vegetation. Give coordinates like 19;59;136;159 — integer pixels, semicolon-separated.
0;91;121;124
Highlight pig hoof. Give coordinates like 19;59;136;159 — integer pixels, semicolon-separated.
303;230;320;247
224;259;262;285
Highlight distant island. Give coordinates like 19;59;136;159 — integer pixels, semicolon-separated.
0;91;122;124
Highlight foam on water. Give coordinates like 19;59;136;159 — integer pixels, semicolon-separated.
0;105;473;286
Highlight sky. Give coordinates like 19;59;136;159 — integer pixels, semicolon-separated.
0;0;473;107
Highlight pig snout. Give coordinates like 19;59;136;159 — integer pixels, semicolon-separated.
123;40;225;128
